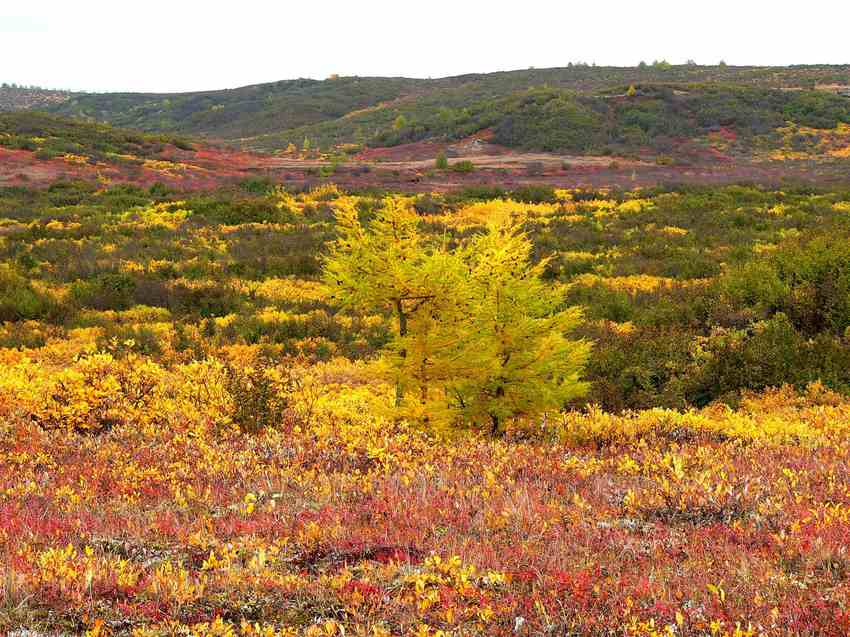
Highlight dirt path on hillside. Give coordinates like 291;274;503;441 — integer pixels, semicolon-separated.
264;152;651;171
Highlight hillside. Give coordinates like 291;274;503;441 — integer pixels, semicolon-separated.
257;83;850;160
49;76;429;139
5;109;850;193
0;111;290;189
0;110;194;158
0;85;71;111
28;64;850;158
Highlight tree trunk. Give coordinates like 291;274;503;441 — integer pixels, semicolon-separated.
394;298;407;408
490;414;500;437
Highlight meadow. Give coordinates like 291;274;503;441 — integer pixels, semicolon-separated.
3;180;850;635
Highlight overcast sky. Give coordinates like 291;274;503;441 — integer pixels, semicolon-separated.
3;1;850;93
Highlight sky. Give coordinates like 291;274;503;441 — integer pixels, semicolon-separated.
2;0;850;94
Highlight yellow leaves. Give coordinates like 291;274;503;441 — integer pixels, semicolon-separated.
243;492;257;515
250;277;330;305
450;199;555;228
147;561;206;604
132;619;297;637
663;451;687;481
617;199;654;215
36;543;141;595
476;604;495;622
481;570;508;586
85;619;107;637
201;547;234;571
304;620;342;637
298;521;327;548
560;384;846;447
572;493;591;511
572;273;704;295
37;543;79;586
617;454;641;475
142;158;191;175
767;122;850;161
707;582;726;604
659;225;688;237
63;153;89;165
53;484;86;511
120;200;191;229
622;489;638;513
6;352;166;433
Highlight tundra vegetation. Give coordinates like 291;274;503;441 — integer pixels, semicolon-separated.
3;180;850;635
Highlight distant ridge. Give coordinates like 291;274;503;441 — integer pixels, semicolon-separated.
4;65;850;158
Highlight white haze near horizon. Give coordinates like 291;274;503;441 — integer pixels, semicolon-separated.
2;0;850;94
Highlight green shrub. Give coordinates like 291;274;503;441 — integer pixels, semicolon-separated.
772;235;850;335
224;359;291;434
70;273;137;311
450;160;475;173
97;325;164;357
578;328;692;411
190;197;282;225
46;180;98;206
566;283;635;323
511;185;558;204
172;138;195;151
0;265;60;322
413;194;443;215
240;177;275;194
687;316;794;405
714;261;788;325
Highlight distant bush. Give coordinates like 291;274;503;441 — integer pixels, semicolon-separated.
714;261;788;325
772;235;850;335
686;314;850;406
172;138;195;151
0;265;60;323
566;283;635;323
413;193;443;215
525;161;545;177
34;148;59;161
450;160;475;173
96;324;163;357
511;185;558;204
70;273;137;311
148;182;173;198
190;197;283;225
46;180;98;206
435;152;448;170
240;177;275;194
580;328;693;411
224;359;291;434
447;186;506;203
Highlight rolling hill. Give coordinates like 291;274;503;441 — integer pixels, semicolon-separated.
24;64;850;157
0;85;72;112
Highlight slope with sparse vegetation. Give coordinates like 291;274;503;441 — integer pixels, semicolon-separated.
15;64;847;158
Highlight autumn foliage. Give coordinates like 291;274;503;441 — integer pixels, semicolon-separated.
3;183;850;635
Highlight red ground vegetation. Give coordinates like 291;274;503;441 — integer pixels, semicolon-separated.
2;142;850;193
